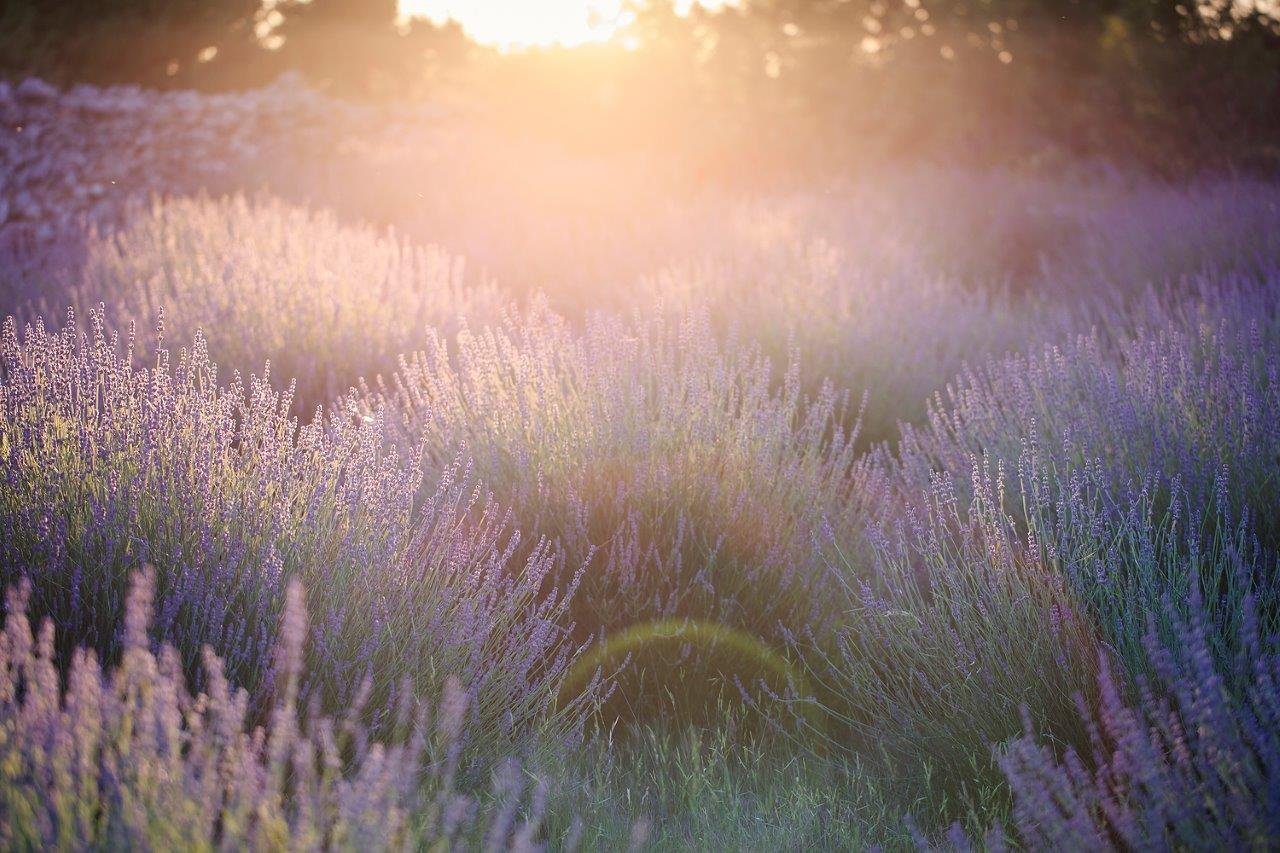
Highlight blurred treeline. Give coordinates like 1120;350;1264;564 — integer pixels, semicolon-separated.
3;0;1278;179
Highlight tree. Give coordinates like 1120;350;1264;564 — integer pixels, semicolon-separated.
618;0;1280;172
0;0;264;87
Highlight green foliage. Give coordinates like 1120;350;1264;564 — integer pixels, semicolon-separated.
622;0;1280;174
4;0;1278;173
544;724;934;849
0;0;263;87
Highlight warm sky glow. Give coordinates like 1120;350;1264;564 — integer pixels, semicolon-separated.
400;1;735;49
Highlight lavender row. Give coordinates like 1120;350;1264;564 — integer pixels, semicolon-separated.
0;568;583;850
0;306;585;759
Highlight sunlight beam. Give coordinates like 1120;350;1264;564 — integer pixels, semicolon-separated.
399;1;739;50
399;0;631;49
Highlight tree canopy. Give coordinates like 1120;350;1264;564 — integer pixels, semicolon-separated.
2;0;1276;175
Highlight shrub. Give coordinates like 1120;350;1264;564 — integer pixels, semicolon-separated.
3;195;505;415
618;175;1280;448
0;568;559;850
896;278;1280;550
835;277;1280;826
1055;179;1280;296
358;303;874;652
806;458;1100;810
1000;581;1280;849
0;306;581;751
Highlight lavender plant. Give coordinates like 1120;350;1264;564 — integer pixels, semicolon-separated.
0;568;560;850
807;446;1275;834
1057;177;1280;295
0;306;582;752
633;235;1037;445
999;582;1280;849
3;195;506;416
803;275;1280;832
805;458;1101;810
896;276;1280;549
896;276;1277;565
357;302;876;654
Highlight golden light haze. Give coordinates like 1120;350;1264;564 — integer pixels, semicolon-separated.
400;0;736;49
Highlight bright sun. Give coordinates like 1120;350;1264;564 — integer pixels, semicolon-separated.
400;1;631;49
400;1;735;50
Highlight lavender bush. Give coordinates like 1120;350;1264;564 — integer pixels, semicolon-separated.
2;75;1280;846
798;479;1275;844
806;458;1101;808
1054;177;1280;295
1000;582;1280;849
0;307;582;752
3;194;505;415
358;303;875;651
394;162;1280;319
798;270;1280;821
0;568;562;850
632;235;1037;444
896;274;1280;548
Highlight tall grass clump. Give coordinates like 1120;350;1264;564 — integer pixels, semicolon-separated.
0;307;583;752
354;303;874;720
0;568;563;850
1;195;505;415
543;723;915;849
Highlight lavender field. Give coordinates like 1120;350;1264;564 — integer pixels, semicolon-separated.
2;75;1280;850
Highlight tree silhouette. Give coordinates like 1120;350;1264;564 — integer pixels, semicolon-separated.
0;0;262;86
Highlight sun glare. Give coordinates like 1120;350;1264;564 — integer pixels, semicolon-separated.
400;0;630;49
400;1;737;50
